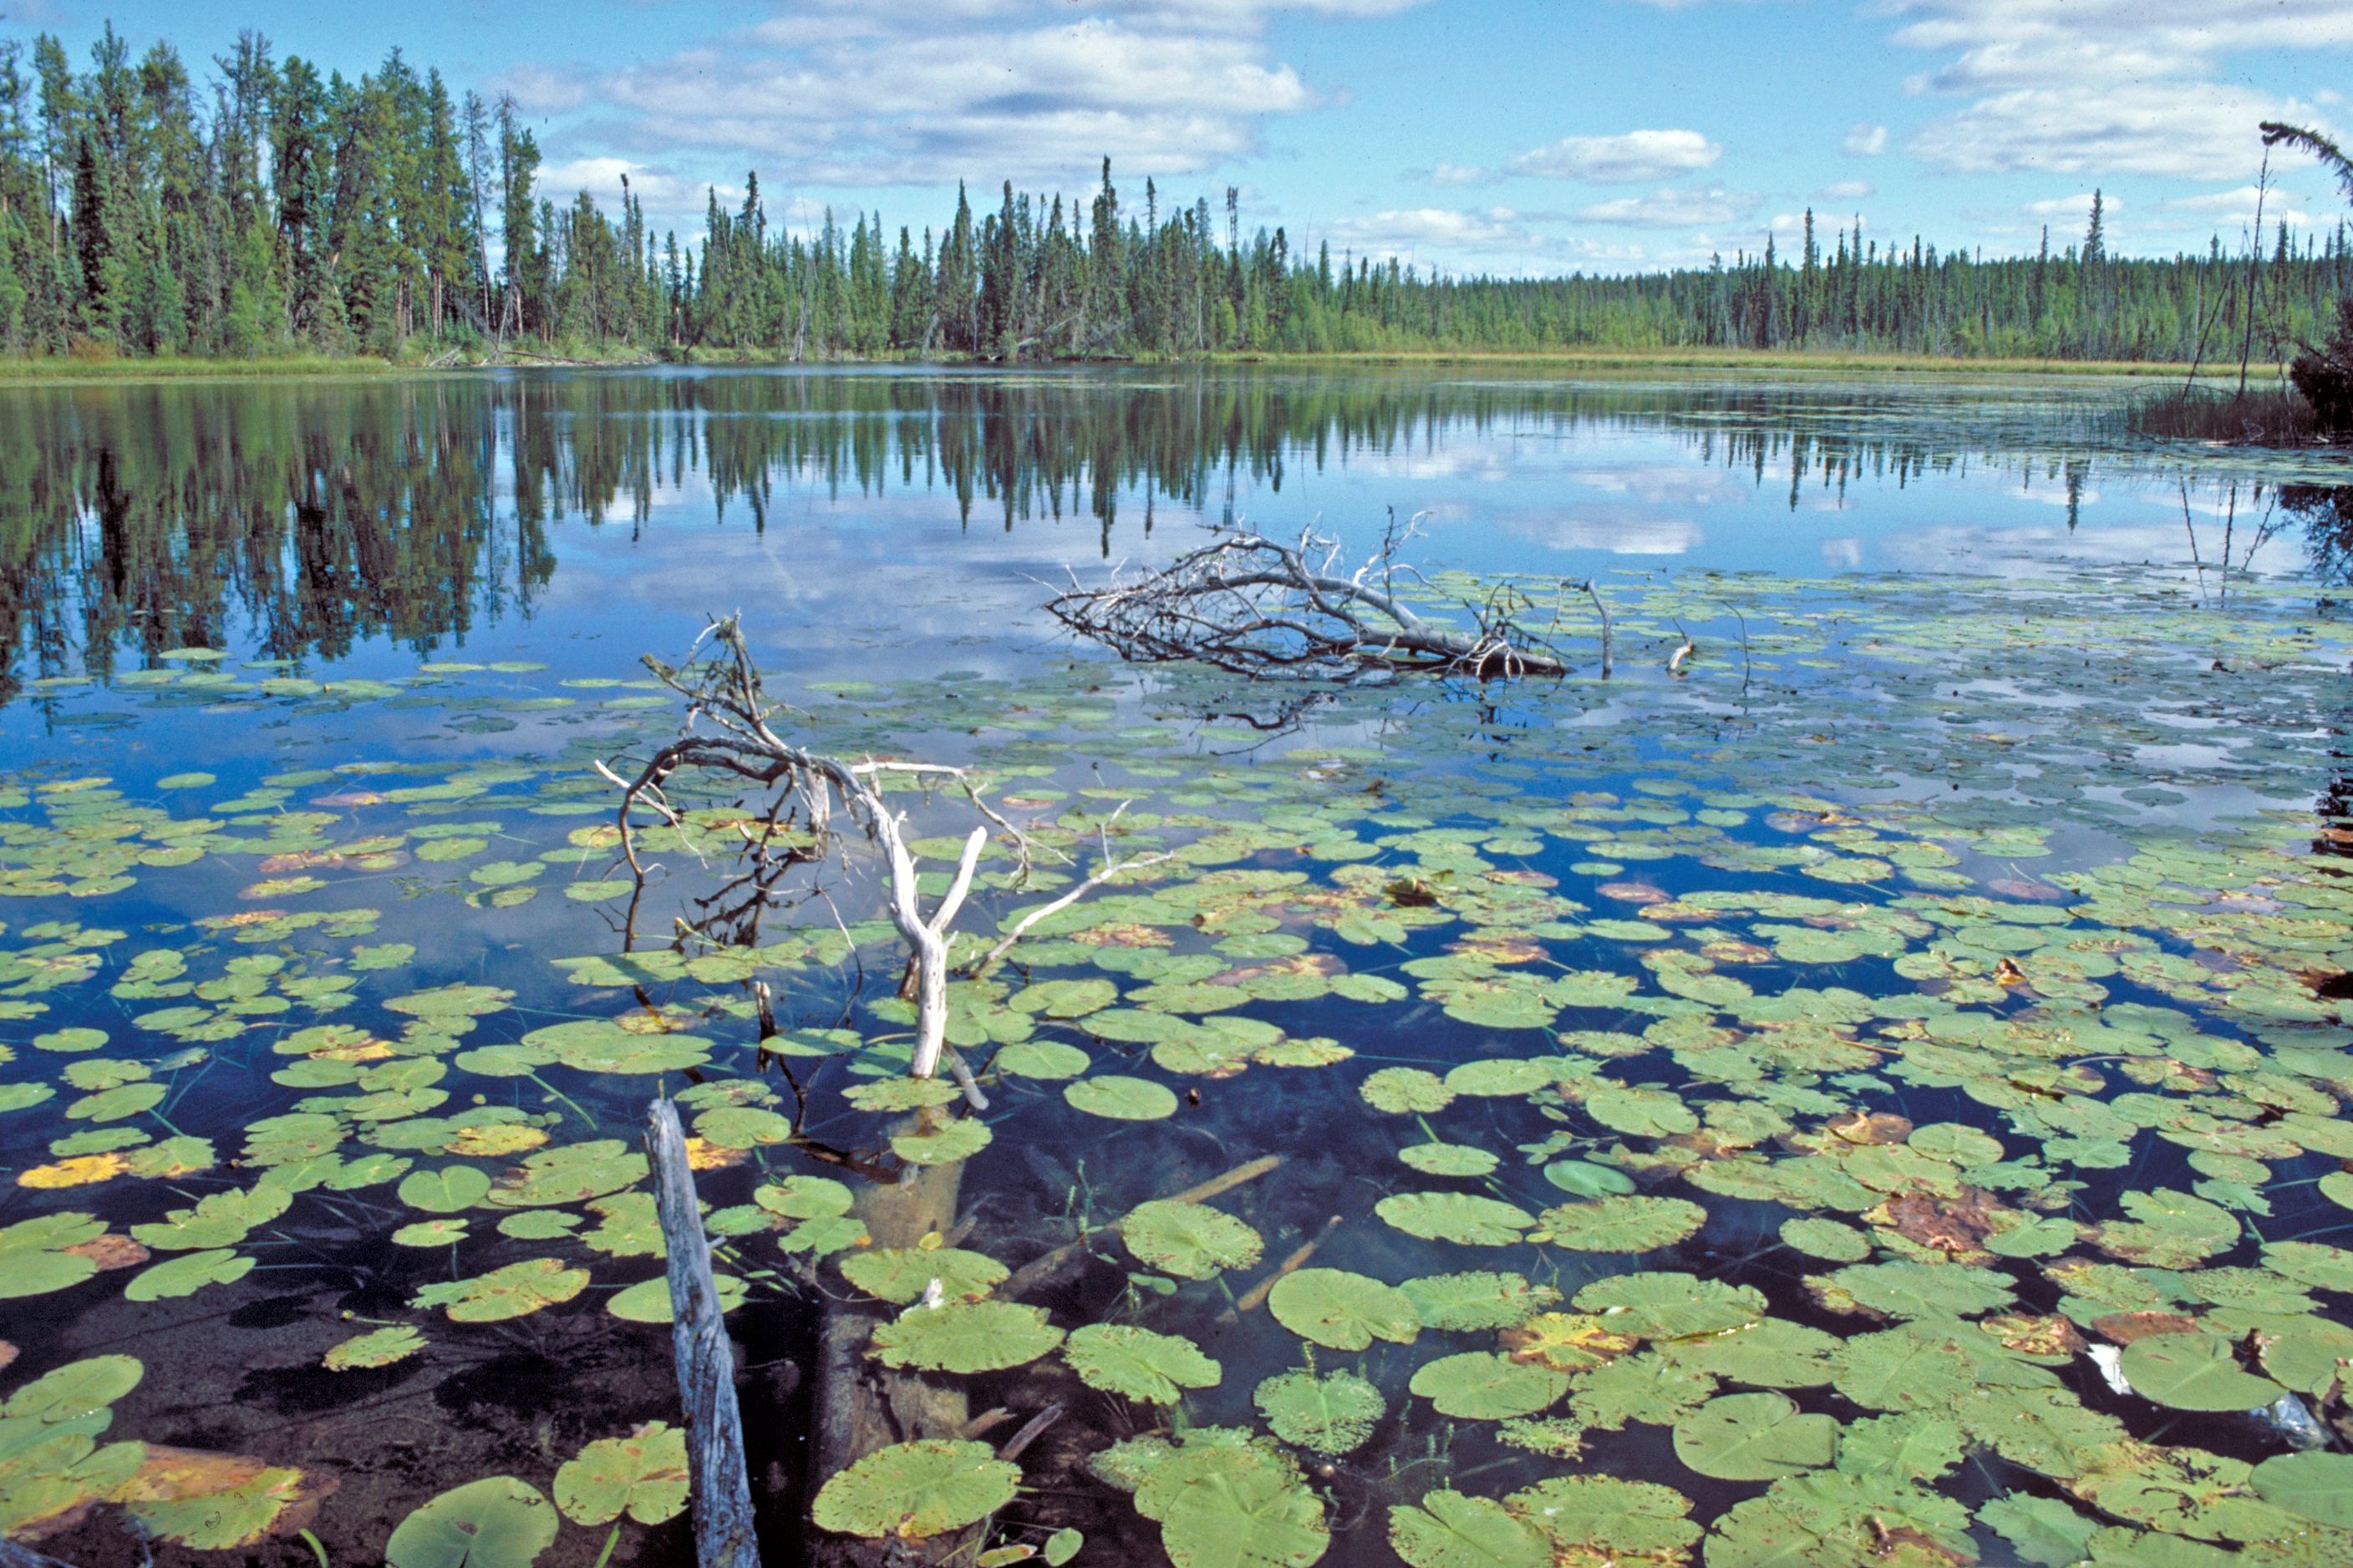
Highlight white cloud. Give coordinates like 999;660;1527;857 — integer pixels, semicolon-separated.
1507;129;1722;183
1843;123;1889;155
2021;190;2116;220
1325;206;1534;257
2166;185;2315;229
1428;161;1493;185
506;0;1426;199
1816;179;1876;200
1577;186;1750;227
1880;0;2350;178
537;157;711;209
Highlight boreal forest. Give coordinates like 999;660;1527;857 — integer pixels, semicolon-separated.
0;23;2345;363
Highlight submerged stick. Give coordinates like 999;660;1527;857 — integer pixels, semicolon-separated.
645;1099;761;1568
0;1540;79;1568
1005;1154;1283;1298
1220;1214;1343;1321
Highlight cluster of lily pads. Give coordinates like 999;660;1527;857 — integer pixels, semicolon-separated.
0;561;2350;1567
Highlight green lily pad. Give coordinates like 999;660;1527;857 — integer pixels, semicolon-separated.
812;1440;1019;1539
413;1258;590;1322
1268;1268;1420;1351
870;1301;1065;1373
399;1165;492;1214
1388;1490;1550;1568
1400;1271;1562;1332
839;1247;1009;1305
1376;1191;1534;1246
1672;1391;1838;1480
606;1274;749;1323
1064;1324;1222;1404
1410;1352;1571;1419
324;1326;428;1371
2119;1332;2285;1411
386;1476;558;1568
1064;1075;1179;1120
124;1248;255;1302
1121;1200;1263;1280
554;1422;690;1526
1255;1369;1385;1455
1539;1195;1705;1252
2250;1450;2353;1530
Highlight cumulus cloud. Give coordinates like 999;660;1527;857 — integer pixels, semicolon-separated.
1507;129;1722;183
537;157;711;209
1326;206;1536;256
1577;186;1750;227
1816;179;1875;200
505;0;1425;200
2166;185;2314;228
1843;124;1889;155
1880;0;2349;177
1427;161;1494;185
2020;190;2116;220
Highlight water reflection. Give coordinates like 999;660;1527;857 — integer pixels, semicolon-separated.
1;368;2343;703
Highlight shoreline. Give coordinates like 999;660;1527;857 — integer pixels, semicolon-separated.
0;348;2298;388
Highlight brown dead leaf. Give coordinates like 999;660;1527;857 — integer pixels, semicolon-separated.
1827;1110;1913;1145
2091;1311;2202;1345
67;1233;151;1271
1983;1312;2087;1359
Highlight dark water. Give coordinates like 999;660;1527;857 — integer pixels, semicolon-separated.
2;368;2350;1568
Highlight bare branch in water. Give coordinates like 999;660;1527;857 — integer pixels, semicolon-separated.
1044;525;1573;682
603;617;1032;1085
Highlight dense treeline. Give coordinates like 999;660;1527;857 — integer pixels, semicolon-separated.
1;23;2346;365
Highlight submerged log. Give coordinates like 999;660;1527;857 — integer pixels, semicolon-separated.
644;1099;761;1568
812;1146;977;1568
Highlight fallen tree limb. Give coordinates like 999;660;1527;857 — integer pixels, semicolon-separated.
1044;525;1569;682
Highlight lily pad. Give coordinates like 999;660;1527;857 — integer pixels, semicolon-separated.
1121;1200;1264;1280
1064;1324;1221;1404
811;1440;1019;1540
386;1476;558;1568
1409;1352;1571;1419
1671;1391;1838;1480
554;1422;690;1527
1255;1369;1385;1455
1268;1268;1420;1351
2118;1332;2285;1412
870;1301;1065;1373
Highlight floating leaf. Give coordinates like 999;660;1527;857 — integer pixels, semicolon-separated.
1573;1273;1764;1339
811;1440;1019;1540
839;1247;1009;1305
1410;1352;1571;1419
398;1165;490;1214
1268;1268;1420;1352
1121;1200;1263;1280
1388;1490;1550;1568
1376;1192;1533;1246
1400;1271;1561;1332
1539;1195;1705;1252
606;1274;748;1323
870;1301;1065;1374
385;1476;557;1568
2118;1332;2285;1412
1064;1074;1179;1121
324;1326;426;1371
1065;1324;1221;1404
1255;1370;1384;1455
554;1422;690;1527
1133;1438;1328;1568
124;1248;254;1302
1671;1391;1837;1480
412;1257;589;1322
5;1353;141;1420
2250;1450;2353;1530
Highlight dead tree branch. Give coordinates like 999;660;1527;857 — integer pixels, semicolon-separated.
1044;526;1569;682
604;618;1029;1083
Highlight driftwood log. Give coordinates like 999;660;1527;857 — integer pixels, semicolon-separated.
645;1099;761;1568
1044;527;1571;681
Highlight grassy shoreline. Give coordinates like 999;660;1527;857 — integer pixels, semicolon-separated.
0;345;2295;388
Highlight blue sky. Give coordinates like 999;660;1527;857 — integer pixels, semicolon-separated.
13;0;2353;276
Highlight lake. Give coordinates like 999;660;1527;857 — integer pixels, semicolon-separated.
2;367;2351;1568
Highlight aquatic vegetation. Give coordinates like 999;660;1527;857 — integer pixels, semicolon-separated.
3;411;2353;1568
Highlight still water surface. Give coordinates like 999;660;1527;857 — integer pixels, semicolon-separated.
0;368;2349;1568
